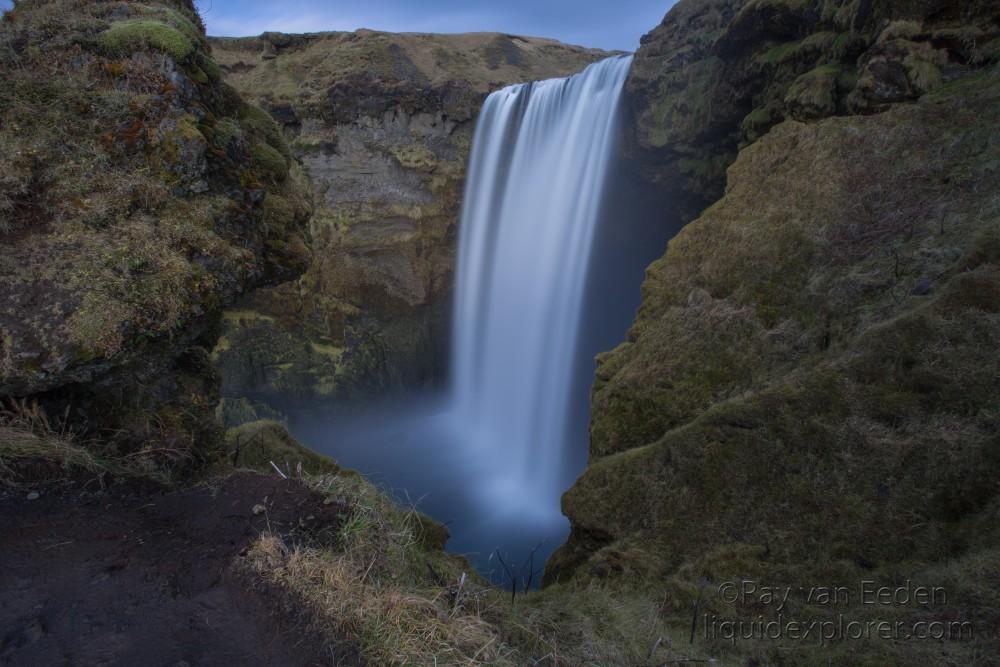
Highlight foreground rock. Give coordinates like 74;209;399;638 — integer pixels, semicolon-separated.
209;32;611;417
0;0;310;473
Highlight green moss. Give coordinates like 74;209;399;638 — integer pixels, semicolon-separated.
250;141;288;182
784;64;842;119
197;53;222;82
98;20;194;60
261;193;294;229
211;117;243;150
389;143;437;170
239;104;291;160
227;420;341;475
142;5;204;45
186;65;209;84
833;31;853;53
741;105;777;143
758;40;798;65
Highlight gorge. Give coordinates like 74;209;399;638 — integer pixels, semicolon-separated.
2;0;1000;664
290;54;676;580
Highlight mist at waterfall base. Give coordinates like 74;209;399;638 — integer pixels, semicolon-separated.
290;56;683;584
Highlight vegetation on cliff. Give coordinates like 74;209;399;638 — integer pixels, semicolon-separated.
551;0;1000;664
626;0;1000;215
0;0;310;477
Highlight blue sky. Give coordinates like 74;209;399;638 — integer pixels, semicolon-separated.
194;0;675;51
0;0;675;51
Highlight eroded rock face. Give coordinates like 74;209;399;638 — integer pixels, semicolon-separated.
624;0;1000;215
0;0;310;473
209;31;611;414
549;0;1000;609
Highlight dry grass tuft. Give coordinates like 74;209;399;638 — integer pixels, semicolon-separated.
241;465;522;665
0;397;172;488
0;398;102;487
248;534;516;665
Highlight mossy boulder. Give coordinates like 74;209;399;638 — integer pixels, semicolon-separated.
0;0;311;477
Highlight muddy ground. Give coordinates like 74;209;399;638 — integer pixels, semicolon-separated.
0;473;354;666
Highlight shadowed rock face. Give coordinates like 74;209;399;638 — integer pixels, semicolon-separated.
623;0;1000;217
209;31;612;417
549;6;1000;657
0;0;311;472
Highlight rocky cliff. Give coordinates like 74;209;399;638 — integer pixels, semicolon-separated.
550;0;1000;661
0;0;310;476
208;32;610;420
623;0;1000;219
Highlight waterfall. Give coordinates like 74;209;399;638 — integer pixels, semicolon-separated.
449;55;634;506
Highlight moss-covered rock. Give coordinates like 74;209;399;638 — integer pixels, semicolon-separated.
227;420;341;475
625;0;1000;217
554;60;1000;664
98;20;194;60
0;0;310;477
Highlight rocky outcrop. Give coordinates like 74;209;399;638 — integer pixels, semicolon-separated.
208;32;610;417
624;0;1000;218
0;0;310;474
550;2;1000;649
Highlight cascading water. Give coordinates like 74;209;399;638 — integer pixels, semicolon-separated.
450;55;634;506
293;55;643;580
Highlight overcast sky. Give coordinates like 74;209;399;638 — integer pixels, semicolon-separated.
0;0;675;51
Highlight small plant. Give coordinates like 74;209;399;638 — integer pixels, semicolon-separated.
338;506;372;548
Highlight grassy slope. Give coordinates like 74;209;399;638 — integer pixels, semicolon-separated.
210;30;614;113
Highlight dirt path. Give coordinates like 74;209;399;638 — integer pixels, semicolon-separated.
0;473;350;666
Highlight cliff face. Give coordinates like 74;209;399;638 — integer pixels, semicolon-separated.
208;32;610;418
551;1;1000;649
624;0;1000;218
0;0;310;474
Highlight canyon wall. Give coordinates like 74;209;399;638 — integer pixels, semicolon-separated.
209;32;609;421
0;0;311;475
550;0;1000;615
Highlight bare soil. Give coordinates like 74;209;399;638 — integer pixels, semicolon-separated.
0;472;354;666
